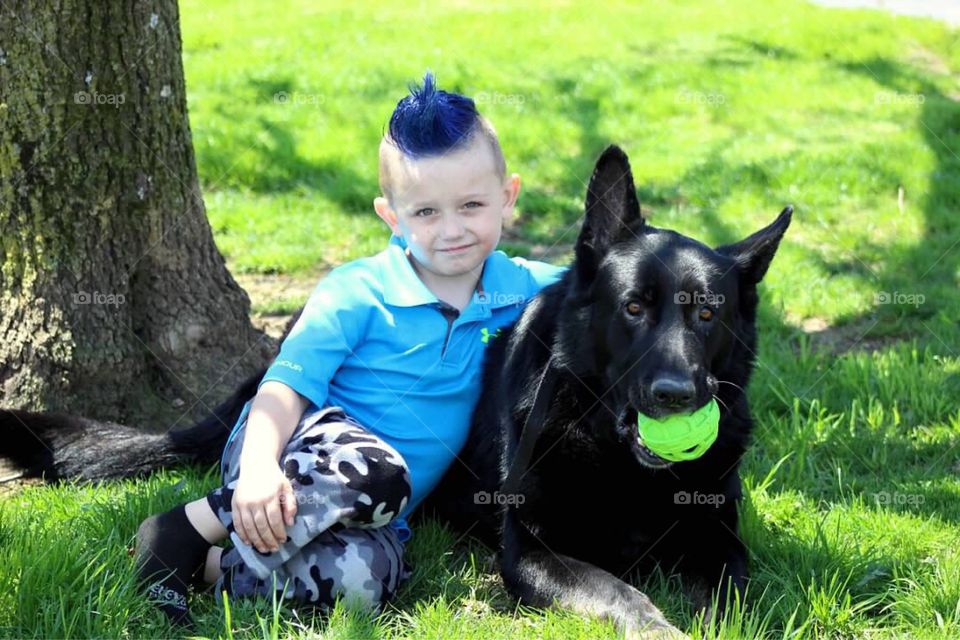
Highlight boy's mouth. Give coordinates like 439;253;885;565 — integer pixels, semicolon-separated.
438;244;474;253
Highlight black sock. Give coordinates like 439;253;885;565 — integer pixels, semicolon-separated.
134;504;211;627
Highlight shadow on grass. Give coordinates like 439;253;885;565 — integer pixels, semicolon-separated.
823;56;960;340
195;76;387;213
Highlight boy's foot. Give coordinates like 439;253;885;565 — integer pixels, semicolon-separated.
134;504;211;627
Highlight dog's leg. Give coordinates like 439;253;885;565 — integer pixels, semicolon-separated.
682;556;747;624
501;509;684;638
679;507;748;622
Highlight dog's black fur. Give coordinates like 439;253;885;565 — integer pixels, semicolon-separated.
0;146;790;635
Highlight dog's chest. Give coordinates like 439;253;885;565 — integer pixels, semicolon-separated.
522;447;679;546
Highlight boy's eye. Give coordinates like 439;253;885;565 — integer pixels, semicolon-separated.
414;208;436;217
463;201;483;209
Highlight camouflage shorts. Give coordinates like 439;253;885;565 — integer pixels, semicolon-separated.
206;403;413;612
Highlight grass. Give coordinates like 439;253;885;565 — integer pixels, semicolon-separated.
3;0;960;637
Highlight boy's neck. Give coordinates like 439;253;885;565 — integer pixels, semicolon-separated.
407;255;483;312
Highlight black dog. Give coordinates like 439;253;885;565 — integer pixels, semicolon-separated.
0;146;790;637
423;146;792;635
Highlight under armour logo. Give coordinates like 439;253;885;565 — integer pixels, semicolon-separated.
480;327;503;344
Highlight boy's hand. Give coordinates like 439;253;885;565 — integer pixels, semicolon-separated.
232;458;298;553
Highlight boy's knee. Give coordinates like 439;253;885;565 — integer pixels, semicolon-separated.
283;421;411;527
353;441;410;490
343;442;411;526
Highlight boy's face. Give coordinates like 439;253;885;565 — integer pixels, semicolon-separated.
374;134;519;285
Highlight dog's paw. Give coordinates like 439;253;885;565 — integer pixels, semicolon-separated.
618;589;687;640
623;623;689;640
622;612;688;640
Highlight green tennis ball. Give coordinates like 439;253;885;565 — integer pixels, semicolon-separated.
637;399;720;462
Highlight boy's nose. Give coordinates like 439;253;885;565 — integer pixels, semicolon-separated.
440;214;466;239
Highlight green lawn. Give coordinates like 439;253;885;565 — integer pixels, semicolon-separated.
3;0;960;637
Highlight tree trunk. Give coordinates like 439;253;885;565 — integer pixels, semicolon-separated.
0;1;275;429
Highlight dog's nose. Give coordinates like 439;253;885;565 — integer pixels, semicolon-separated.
651;376;696;408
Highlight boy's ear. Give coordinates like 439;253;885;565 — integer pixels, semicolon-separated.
374;197;400;235
502;173;521;218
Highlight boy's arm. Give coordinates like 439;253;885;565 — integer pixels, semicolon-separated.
239;380;310;467
232;380;309;553
230;267;368;552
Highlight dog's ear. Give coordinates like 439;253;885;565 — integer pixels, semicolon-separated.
716;206;793;284
575;145;644;281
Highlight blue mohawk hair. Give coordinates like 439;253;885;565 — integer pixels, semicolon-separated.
388;72;480;158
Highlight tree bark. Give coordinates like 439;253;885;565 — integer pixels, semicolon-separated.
0;1;275;429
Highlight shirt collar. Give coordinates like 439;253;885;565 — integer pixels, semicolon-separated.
379;235;527;310
379;235;438;307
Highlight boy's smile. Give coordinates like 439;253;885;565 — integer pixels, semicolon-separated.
374;134;520;307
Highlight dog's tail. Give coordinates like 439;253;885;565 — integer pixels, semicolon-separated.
0;369;265;484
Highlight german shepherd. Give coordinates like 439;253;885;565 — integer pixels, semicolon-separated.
422;146;792;635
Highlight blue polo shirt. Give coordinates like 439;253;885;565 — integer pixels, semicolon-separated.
222;234;566;542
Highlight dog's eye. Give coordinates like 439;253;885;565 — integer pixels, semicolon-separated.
626;301;643;316
698;307;714;321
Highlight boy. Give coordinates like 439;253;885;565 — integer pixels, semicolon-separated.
133;72;566;627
